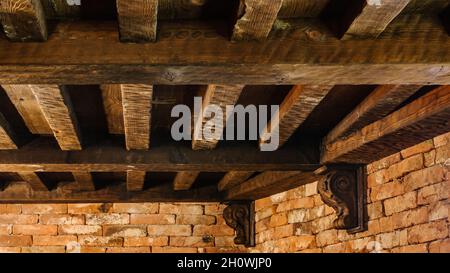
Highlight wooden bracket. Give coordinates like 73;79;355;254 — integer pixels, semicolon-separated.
316;165;367;233
223;201;255;247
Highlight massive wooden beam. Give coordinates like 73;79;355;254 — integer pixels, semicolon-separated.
0;138;319;172
0;0;47;41
1;18;449;85
260;85;332;149
126;170;146;192
232;0;283;41
72;172;95;191
31;85;82;150
116;0;158;42
121;84;153;150
324;85;422;143
0;112;18;149
18;172;47;191
322;85;450;164
218;171;254;192
0;182;222;203
100;84;124;135
226;171;318;200
173;171;200;191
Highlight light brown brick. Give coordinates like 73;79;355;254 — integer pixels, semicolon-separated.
80;247;106;253
176;215;215;225
159;204;203;215
428;201;449;221
407;220;448;244
13;225;57;235
22;246;65;253
130;214;175;225
58;225;102;235
0;214;38;224
124;236;168;247
112;203;158;214
401;140;434;159
0;235;32;246
305;181;318;197
204;204;226;215
255;217;271;233
403;165;445;192
193;225;234;236
386;154;423;181
272;224;294;240
68;203;112;214
148;225;192;236
429;238;450;253
367;201;384;219
170;236;214;247
152;246;197;253
424;149;436;167
383;191;417;216
367;169;388;187
269;212;288;227
21;204;67;214
270;192;288;204
367;153;401;174
370;181;404;201
435;144;449;164
106;247;150;253
391;206;429;230
375;231;402;249
348;237;374;253
255;198;272;211
293;222;313;235
39;214;84;225
0;204;21;214
276;197;315;212
215;236;236;247
391;244;428;253
78;236;124;247
310;215;335;234
323;242;351;253
433;132;450;147
0;247;20;253
85;214;129;225
287;209;309;223
33;235;77;246
316;230;338;247
103;225;147;237
0;225;11;235
255;206;276;221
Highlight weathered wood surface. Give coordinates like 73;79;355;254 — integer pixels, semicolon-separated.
72;171;95;191
126;170;146;192
1;17;449;84
116;0;158;42
100;84;124;135
18;171;47;191
0;112;17;149
218;171;254;192
0;138;320;172
2;84;52;134
0;0;47;41
31;85;82;150
121;84;153;150
173;171;200;191
322;86;450;164
324;85;422;143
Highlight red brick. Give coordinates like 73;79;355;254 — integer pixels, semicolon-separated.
176;215;216;225
193;225;234;236
403;165;446;192
106;247;150;253
400;140;434;158
130;214;175;225
124;236;168;247
22;246;65;253
85;214;129;225
13;225;57;235
170;236;214;247
370;181;404;201
0;235;32;246
0;214;38;224
407;220;448;244
58;225;102;235
148;225;192;236
78;236;124;247
383;191;417;216
68;203;112;214
39;214;84;225
159;204;203;214
33;235;77;246
21;204;67;214
103;225;147;237
152;246;197;253
386;154;423;181
112;203;158;214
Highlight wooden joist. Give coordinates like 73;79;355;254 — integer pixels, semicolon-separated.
0;0;47;41
100;84;124;135
192;84;244;150
232;0;283;41
338;0;411;39
260;85;333;149
18;172;47;191
218;171;254;192
121;84;153;150
322;86;450;164
226;171;318;200
0;18;449;85
0;113;17;149
72;172;95;191
173;171;200;191
31;85;82;150
116;0;158;42
126;170;146;191
324;85;422;143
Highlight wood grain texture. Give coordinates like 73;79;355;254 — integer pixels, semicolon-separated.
31;85;82;150
100;84;124;135
226;171;318;200
116;0;158;42
218;171;254;191
192;84;244;150
0;0;47;41
322;85;450;164
278;0;330;18
260;85;333;148
18;172;47;191
127;170;146;191
0;17;449;85
121;84;153;150
72;172;95;191
2;84;52;134
342;0;411;39
232;0;283;41
325;85;422;143
173;171;200;191
0;112;17;149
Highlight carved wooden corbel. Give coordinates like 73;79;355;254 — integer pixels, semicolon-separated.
316;165;367;233
223;201;255;247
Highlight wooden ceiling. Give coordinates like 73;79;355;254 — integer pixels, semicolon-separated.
0;0;449;203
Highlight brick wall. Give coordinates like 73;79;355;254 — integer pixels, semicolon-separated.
0;133;448;253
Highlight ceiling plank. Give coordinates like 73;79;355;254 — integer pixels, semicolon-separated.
126;170;146;191
0;113;18;149
100;84;124;135
18;172;48;191
72;171;95;191
340;0;411;39
116;0;158;42
2;84;52;134
232;0;283;41
322;85;450;164
0;0;47;41
218;171;254;192
324;85;423;144
31;85;82;150
225;171;318;200
173;171;200;191
121;84;153;150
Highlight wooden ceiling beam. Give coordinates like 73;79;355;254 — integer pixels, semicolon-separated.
0;0;47;41
232;0;283;41
116;0;158;42
218;171;254;192
30;85;82;150
322;85;450;164
121;84;153;150
0;18;449;85
17;172;48;191
173;171;200;191
324;85;422;144
126;170;146;192
100;84;124;135
0;113;18;149
72;171;95;191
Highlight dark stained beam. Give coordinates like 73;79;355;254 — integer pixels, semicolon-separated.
278;0;330;18
322;85;450;164
173;171;200;191
0;138;320;172
0;0;47;41
324;85;422;143
126;170;146;191
218;171;254;192
116;0;158;42
72;171;95;191
1;18;448;85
